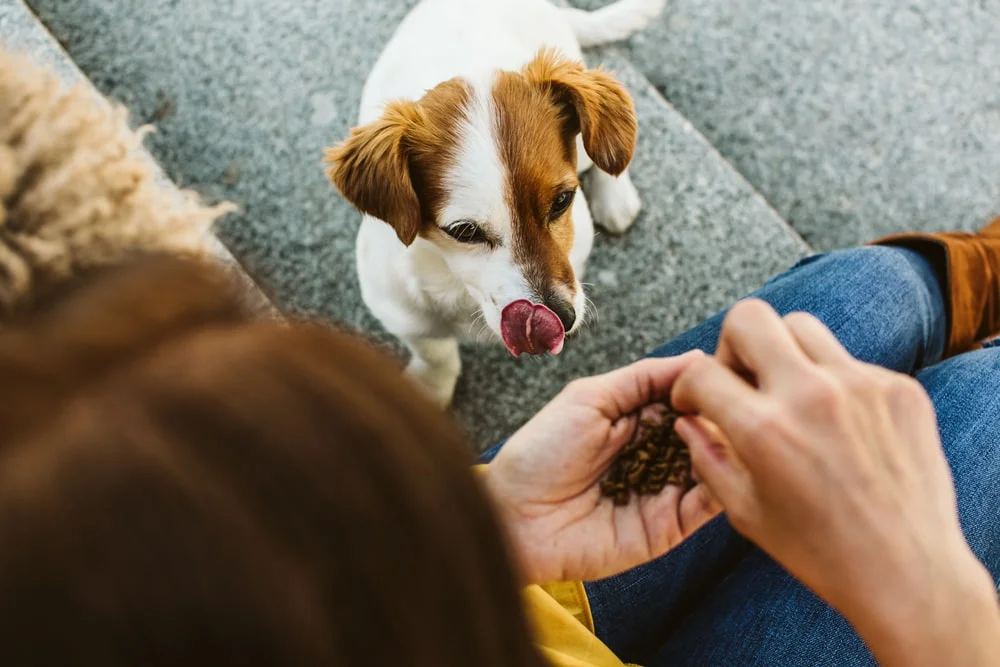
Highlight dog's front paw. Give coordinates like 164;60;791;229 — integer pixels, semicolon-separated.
404;338;462;407
407;359;461;407
587;169;642;235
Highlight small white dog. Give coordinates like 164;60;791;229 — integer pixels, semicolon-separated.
326;0;665;405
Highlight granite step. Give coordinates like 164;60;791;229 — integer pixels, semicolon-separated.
570;0;1000;250
0;0;273;308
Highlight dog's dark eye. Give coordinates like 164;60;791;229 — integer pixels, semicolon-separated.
444;221;488;244
549;190;575;220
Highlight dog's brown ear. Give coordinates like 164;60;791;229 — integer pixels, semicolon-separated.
325;101;422;246
523;49;637;176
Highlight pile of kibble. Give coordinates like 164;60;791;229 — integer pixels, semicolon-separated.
599;405;694;506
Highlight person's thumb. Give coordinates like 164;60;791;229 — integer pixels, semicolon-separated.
572;350;705;420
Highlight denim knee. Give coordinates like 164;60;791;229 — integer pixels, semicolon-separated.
757;246;947;371
795;246;939;302
916;348;1000;577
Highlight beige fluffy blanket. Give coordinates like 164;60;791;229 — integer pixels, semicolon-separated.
0;48;233;316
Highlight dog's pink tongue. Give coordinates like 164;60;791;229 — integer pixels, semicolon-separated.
500;300;566;357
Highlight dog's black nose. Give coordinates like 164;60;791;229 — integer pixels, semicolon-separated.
547;298;576;332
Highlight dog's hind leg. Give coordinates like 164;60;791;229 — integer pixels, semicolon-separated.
584;167;642;235
401;335;462;407
574;134;641;236
570;188;595;277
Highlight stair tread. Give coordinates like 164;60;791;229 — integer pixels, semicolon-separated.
1;0;271;308
571;0;1000;250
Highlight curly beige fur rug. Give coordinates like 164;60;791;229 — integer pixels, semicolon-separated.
0;48;234;317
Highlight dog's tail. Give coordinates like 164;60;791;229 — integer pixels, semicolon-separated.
561;0;666;47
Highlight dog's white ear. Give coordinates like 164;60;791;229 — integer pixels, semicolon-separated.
523;49;637;176
325;102;422;246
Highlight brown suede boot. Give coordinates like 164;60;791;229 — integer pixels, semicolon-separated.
872;216;1000;358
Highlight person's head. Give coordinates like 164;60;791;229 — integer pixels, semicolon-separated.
0;255;545;667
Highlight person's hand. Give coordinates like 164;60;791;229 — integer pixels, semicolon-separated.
671;299;1000;666
483;351;721;586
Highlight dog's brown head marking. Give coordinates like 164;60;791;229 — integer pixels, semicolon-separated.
522;48;637;176
324;78;471;246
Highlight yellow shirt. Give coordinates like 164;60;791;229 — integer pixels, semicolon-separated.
525;580;639;667
473;465;638;666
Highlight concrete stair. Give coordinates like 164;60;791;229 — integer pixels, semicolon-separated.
8;0;814;447
571;0;1000;251
0;0;274;310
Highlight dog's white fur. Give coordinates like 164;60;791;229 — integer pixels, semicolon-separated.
348;0;664;405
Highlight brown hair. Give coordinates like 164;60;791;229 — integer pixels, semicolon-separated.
0;256;545;667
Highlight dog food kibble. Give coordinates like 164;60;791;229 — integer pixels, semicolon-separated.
599;405;694;506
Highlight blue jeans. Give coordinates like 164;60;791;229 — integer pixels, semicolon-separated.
480;246;1000;666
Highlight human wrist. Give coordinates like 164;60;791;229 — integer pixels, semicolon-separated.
845;546;1000;666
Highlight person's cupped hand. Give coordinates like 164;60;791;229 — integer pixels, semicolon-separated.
483;350;721;586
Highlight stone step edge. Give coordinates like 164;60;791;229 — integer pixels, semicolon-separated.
590;43;813;254
550;0;812;252
12;0;280;315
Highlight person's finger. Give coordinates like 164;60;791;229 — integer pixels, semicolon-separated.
782;312;853;366
671;355;770;446
716;300;812;388
680;415;749;473
572;350;706;420
634;481;721;556
674;415;751;508
678;484;723;537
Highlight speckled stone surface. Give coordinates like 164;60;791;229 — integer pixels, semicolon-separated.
23;0;808;447
1;0;81;81
1;0;267;297
572;0;1000;250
